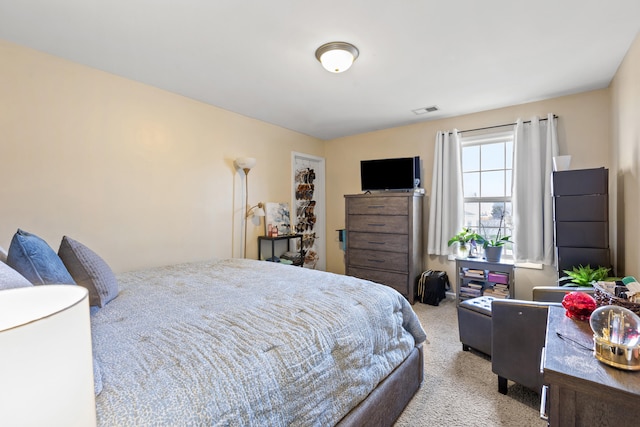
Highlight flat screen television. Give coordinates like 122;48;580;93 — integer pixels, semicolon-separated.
360;156;420;191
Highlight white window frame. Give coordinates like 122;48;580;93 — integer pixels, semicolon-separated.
460;130;514;259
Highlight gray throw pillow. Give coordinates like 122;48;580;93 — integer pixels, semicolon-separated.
0;260;33;290
58;236;118;307
6;229;76;285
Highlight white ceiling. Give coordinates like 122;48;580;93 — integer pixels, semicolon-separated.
1;1;639;140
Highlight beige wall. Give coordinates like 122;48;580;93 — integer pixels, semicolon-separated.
3;34;635;300
610;31;640;279
325;89;611;299
0;40;324;272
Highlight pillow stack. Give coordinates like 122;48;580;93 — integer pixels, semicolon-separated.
2;229;118;307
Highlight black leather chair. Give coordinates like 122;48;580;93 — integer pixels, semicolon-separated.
491;300;559;394
490;286;594;394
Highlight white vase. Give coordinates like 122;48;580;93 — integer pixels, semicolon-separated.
458;245;469;258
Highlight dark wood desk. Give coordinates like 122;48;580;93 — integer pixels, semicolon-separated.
543;305;640;426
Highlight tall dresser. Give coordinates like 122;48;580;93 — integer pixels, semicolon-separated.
552;167;610;275
344;192;424;304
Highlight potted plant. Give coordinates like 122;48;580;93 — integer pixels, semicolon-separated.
559;265;611;287
447;227;478;258
476;213;513;262
475;234;513;262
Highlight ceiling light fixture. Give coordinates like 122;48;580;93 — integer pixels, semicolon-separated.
315;42;359;73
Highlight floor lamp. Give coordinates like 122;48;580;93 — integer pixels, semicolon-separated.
236;157;265;258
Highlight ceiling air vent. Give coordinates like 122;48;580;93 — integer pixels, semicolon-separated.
412;105;439;115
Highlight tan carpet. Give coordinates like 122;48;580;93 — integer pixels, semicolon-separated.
395;297;547;427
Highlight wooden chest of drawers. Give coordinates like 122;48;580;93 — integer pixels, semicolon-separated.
345;193;424;303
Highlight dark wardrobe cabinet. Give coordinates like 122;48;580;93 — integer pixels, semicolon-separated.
552;168;610;275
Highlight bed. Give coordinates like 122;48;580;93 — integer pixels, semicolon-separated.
90;258;426;426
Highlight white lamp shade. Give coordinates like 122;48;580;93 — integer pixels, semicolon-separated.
319;49;355;73
235;157;257;171
254;207;266;217
0;285;96;427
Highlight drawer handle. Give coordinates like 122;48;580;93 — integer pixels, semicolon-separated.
539;385;549;421
367;205;385;209
368;241;385;245
368;223;386;227
367;259;385;263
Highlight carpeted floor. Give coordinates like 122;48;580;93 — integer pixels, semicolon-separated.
395;297;547;426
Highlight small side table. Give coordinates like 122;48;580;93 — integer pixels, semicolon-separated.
258;234;304;266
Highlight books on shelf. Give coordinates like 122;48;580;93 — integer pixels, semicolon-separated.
467;281;483;290
463;268;486;279
459;286;482;298
484;284;510;298
488;271;509;284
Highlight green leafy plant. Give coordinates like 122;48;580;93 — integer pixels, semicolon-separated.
476;234;513;248
477;212;513;248
560;264;611;287
447;227;478;247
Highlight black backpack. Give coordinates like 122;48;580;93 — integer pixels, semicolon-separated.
417;270;450;306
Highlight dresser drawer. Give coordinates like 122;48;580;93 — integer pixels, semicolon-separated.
347;266;409;296
347;215;408;234
556;247;610;272
349;249;408;272
347;197;409;215
552;168;608;196
555;221;608;248
348;232;408;253
554;195;608;221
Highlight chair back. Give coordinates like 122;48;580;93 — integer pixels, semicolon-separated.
532;286;594;303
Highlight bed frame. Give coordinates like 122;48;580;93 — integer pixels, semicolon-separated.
336;344;424;426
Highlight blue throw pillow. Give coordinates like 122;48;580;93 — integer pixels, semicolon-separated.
6;229;76;285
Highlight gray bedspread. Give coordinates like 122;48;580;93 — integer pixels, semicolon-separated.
91;258;426;426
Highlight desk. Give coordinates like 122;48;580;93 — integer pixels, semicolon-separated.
257;234;303;266
543;305;640;426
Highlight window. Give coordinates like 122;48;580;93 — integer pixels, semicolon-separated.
461;131;514;256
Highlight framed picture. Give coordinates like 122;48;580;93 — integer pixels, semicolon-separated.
264;202;291;236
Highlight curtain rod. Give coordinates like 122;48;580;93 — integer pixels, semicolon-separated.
449;114;558;135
